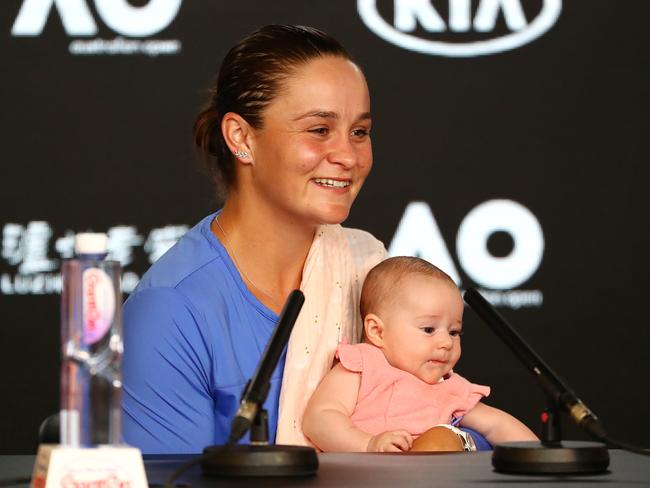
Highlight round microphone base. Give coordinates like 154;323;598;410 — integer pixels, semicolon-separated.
201;444;318;477
492;441;609;475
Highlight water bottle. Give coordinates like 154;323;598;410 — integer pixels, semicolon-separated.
60;233;123;446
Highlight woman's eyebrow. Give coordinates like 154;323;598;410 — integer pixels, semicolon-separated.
291;111;372;121
292;110;338;121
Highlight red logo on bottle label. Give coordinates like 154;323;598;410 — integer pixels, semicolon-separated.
61;473;131;488
82;268;115;345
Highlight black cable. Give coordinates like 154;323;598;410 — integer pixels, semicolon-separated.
163;441;234;488
583;420;650;457
603;437;650;457
0;477;31;487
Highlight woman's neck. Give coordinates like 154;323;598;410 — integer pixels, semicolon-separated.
212;193;316;313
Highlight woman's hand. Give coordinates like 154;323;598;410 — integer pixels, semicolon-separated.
460;402;538;445
367;430;414;452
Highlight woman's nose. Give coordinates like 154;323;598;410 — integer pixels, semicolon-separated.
327;134;357;168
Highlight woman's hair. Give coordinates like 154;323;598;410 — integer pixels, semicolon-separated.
193;24;353;193
360;256;457;319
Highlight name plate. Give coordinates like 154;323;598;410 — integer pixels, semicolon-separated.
31;444;148;488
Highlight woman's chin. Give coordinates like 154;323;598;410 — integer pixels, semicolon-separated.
314;206;352;226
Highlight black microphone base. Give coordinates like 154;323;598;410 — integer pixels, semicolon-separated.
201;444;318;477
492;441;609;475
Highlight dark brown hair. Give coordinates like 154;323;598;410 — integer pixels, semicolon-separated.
360;256;457;319
193;25;353;193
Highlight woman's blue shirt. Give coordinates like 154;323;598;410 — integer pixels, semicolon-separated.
122;212;283;454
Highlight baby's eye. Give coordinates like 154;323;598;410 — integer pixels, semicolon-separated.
450;330;463;338
420;327;435;335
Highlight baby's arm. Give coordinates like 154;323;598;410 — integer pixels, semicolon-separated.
460;402;538;445
303;363;413;452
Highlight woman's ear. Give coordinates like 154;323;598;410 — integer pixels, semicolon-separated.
221;112;254;164
364;313;385;348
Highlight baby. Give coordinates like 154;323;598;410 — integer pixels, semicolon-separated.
303;256;537;452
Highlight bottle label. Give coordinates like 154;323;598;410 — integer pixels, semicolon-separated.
82;268;116;345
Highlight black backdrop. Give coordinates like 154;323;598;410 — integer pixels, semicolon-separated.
2;0;649;454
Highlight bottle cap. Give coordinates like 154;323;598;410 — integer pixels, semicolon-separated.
75;233;108;255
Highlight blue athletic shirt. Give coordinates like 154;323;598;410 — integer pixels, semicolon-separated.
122;212;283;454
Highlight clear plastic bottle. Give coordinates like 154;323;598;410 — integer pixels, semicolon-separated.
60;233;123;446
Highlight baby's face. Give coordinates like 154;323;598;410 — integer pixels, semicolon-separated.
379;274;464;384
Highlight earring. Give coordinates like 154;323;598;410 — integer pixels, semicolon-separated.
234;150;249;159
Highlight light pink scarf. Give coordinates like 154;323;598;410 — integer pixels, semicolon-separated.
275;224;386;446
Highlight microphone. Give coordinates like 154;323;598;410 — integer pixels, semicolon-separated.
463;288;610;474
166;290;317;483
463;288;607;440
228;289;305;444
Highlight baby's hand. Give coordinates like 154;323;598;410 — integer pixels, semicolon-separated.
366;430;413;452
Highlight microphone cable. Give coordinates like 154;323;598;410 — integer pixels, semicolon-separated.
0;476;32;487
581;417;650;457
162;443;232;488
162;424;248;487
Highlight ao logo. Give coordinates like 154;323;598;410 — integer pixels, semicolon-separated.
12;0;182;37
358;0;562;57
389;200;544;289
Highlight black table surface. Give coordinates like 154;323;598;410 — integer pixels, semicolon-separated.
1;450;649;487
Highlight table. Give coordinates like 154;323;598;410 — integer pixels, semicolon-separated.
1;450;649;487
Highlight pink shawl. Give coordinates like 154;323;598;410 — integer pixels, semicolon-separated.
275;224;386;445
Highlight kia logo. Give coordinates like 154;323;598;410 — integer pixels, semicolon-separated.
358;0;562;57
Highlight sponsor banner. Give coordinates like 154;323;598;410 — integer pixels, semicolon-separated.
358;0;562;57
1;222;188;294
2;200;544;308
11;0;183;56
389;200;544;308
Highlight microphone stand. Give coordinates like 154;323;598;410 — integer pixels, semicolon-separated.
464;288;610;475
201;289;318;477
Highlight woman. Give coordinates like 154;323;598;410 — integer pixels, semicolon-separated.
122;25;386;454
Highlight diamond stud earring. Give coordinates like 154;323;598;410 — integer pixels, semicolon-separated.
234;150;249;159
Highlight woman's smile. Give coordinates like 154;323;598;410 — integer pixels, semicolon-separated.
313;177;351;189
312;177;353;193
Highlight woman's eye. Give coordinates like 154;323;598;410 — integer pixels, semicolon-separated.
352;128;370;138
309;127;329;135
421;327;435;335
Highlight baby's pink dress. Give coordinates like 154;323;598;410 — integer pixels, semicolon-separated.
338;343;491;437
